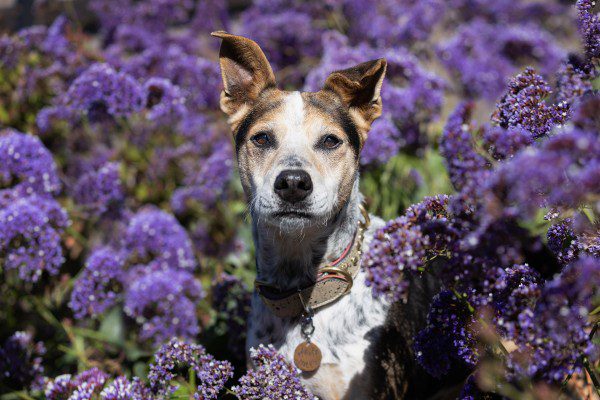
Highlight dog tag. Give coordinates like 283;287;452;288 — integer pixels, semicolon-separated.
294;341;322;372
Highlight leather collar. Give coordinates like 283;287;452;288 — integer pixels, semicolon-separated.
255;204;370;318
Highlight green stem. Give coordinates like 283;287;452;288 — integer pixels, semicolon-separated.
583;357;600;397
562;322;599;389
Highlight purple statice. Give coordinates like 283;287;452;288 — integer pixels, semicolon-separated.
485;128;600;219
148;339;233;399
123;207;196;270
481;125;533;161
91;0;194;33
0;332;45;391
571;92;600;132
0;130;61;202
212;273;252;355
555;63;593;104
414;291;479;378
0;196;68;282
233;344;316;400
344;0;443;47
45;368;109;400
110;43;221;111
363;216;425;302
439;103;488;191
64;63;144;120
72;162;124;217
171;142;233;213
547;219;579;266
100;376;153;400
511;257;600;382
238;9;322;86
190;0;229;33
358;116;402;166
364;195;453;302
124;268;204;344
143;77;187;124
492;68;568;138
577;0;600;69
438;21;564;100
69;247;125;319
491;264;541;338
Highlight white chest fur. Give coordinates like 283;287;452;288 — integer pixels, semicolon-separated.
247;217;389;400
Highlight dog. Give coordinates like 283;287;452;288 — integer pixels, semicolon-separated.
212;32;462;400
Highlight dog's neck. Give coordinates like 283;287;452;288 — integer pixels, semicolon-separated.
252;180;361;292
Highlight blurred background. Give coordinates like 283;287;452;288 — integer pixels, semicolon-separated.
0;0;596;398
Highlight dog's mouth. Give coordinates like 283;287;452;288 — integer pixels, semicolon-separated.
272;210;313;219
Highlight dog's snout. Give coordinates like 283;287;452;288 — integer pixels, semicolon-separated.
274;169;313;203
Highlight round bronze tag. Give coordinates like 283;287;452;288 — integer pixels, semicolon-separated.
294;341;322;372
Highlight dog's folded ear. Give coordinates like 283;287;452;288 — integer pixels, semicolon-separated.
324;59;387;135
211;31;276;117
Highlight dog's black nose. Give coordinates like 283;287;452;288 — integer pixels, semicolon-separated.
274;169;313;203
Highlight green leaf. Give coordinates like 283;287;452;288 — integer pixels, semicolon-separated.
99;307;125;345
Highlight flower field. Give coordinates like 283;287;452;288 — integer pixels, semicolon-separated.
0;0;599;399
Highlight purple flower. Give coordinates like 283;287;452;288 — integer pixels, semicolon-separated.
0;130;61;202
65;63;144;120
364;195;452;302
233;344;316;400
481;125;533;161
45;368;109;400
0;196;68;282
0;332;45;391
414;291;479;378
438;21;564;100
100;376;153;400
148;339;233;398
492;68;568;139
143;77;187;124
111;44;221;110
577;0;600;70
123;207;197;270
344;0;443;47
547;219;579;266
171;142;233;213
359;116;402;166
511;257;600;382
124;268;204;344
439;103;488;191
555;62;594;105
91;0;194;32
69;247;125;319
485;128;600;219
239;9;322;86
72;162;124;217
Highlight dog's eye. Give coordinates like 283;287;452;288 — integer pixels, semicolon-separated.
322;135;342;150
251;132;272;147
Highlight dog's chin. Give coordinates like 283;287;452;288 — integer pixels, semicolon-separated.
263;210;318;233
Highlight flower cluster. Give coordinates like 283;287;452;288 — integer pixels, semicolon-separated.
70;207;204;344
0;332;45;391
365;5;600;389
148;339;233;399
233;344;317;400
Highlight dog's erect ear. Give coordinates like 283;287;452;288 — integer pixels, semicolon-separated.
211;31;276;117
324;59;387;136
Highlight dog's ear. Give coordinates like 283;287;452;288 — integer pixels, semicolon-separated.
211;31;276;117
323;59;387;137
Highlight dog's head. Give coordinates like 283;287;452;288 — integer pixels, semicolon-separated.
212;32;386;233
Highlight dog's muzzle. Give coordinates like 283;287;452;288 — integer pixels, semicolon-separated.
274;169;313;203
